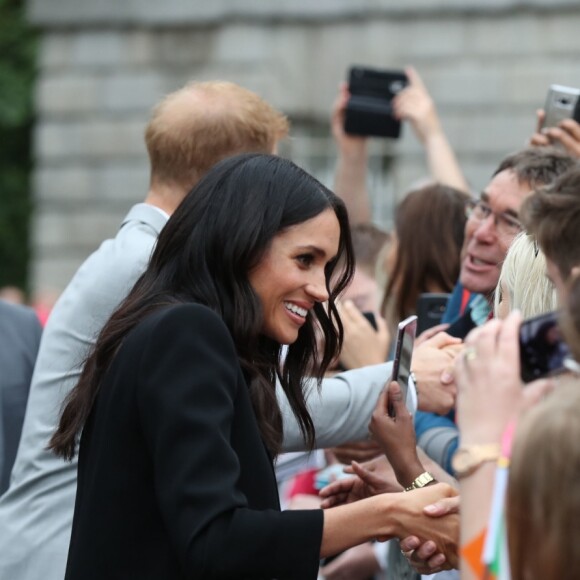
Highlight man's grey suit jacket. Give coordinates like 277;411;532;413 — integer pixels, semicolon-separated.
0;300;42;494
0;202;390;580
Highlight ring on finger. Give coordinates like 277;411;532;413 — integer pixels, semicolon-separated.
464;346;478;362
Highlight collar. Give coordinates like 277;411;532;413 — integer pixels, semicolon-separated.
121;203;169;235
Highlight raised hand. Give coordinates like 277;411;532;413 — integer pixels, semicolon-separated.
337;300;390;369
369;381;424;488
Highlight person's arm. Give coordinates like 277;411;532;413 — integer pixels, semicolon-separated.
392;67;470;193
280;362;392;451
415;410;459;475
370;382;459;489
454;312;554;579
331;82;372;225
281;331;462;452
321;484;459;564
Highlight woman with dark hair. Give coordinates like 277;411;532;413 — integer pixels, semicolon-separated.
50;153;457;579
381;183;468;341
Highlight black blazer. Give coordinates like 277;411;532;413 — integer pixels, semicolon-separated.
65;304;323;580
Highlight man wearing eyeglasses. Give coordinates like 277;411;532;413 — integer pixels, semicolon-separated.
442;146;578;337
417;147;579;478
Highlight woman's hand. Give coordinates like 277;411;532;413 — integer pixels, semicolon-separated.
389;484;460;569
337;300;390;369
369;381;423;487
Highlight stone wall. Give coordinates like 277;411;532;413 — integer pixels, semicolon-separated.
28;0;580;293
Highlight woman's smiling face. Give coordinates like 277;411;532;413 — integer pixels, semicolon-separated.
249;208;340;345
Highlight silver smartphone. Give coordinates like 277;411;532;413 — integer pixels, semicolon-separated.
388;315;418;417
542;84;580;129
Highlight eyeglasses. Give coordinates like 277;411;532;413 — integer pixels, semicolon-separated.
465;199;523;237
532;236;540;258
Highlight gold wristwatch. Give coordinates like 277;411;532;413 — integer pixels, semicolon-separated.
452;444;501;479
404;471;435;492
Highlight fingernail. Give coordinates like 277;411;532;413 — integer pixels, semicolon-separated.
441;372;453;384
404;538;420;550
424;504;440;515
431;554;445;567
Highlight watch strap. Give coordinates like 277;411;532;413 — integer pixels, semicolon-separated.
404;471;435;492
452;443;502;479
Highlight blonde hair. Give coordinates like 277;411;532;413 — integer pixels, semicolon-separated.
145;81;289;190
494;232;557;319
508;378;580;580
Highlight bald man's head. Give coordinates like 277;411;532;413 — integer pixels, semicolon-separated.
145;81;289;193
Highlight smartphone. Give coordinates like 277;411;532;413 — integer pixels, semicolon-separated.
519;311;571;383
362;311;378;330
388;315;418;416
541;84;580;130
344;66;408;139
416;293;450;335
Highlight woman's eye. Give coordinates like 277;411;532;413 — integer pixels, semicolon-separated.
296;254;313;267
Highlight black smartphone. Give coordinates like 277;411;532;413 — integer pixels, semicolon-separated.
519;311;571;383
416;293;450;335
542;84;580;129
362;311;378;330
344;66;408;139
388;315;418;416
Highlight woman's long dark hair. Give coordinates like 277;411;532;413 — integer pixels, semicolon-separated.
50;153;355;459
381;184;468;332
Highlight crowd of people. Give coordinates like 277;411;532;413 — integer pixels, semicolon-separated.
0;66;579;580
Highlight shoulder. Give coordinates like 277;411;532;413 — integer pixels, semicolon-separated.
141;303;228;333
133;303;236;357
0;300;41;333
131;305;242;404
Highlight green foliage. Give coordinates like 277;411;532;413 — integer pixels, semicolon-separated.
0;0;36;292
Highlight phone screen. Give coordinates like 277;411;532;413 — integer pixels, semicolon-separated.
519;311;571;383
389;315;417;416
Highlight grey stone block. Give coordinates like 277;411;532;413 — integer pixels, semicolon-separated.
95;162;151;203
30;256;85;296
32;209;122;253
102;72;169;112
33;165;96;203
36;75;100;114
35;120;148;161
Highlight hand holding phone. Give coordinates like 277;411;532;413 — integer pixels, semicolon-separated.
388;315;418;416
541;84;580;130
